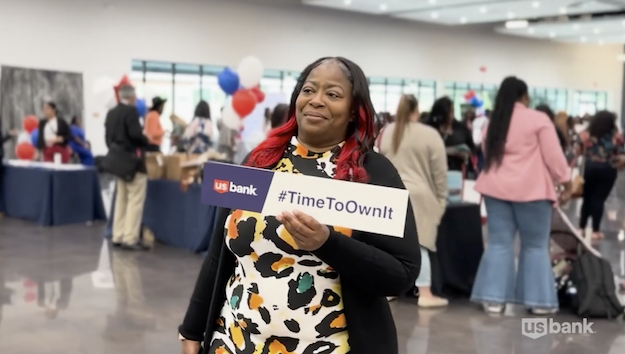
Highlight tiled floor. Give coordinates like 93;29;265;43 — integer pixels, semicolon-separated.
1;178;625;353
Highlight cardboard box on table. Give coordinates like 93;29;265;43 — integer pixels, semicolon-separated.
200;161;410;237
164;153;200;180
145;153;165;179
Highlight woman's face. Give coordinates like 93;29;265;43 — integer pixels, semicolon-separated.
295;61;353;146
43;104;55;119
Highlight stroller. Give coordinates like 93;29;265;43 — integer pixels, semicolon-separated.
550;207;603;307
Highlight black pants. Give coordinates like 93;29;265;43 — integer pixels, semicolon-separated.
579;161;617;231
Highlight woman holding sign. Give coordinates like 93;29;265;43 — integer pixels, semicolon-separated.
179;57;421;354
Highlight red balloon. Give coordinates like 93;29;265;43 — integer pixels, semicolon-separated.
15;142;35;160
232;89;257;118
24;292;36;303
251;86;265;103
23;115;38;133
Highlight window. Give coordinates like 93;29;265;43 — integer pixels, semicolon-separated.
572;90;609;116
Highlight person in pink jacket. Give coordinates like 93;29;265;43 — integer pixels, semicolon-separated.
471;76;572;315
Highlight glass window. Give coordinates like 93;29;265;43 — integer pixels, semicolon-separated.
143;71;174;152
386;78;403;115
369;77;387;114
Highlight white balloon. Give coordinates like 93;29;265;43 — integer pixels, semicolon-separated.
222;104;242;130
17;131;31;144
93;77;117;95
237;56;264;88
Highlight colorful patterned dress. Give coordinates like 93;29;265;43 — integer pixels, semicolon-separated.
208;137;351;354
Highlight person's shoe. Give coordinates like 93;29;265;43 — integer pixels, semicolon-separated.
418;296;449;308
122;243;150;251
483;302;505;314
530;307;557;315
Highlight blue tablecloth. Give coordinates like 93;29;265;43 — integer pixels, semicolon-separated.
0;164;107;226
105;180;218;252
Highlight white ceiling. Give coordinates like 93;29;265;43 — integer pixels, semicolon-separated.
303;0;625;43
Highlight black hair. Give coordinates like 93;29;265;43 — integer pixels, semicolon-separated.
71;116;80;125
425;96;453;133
535;104;555;122
194;100;211;120
483;76;528;172
588;110;617;138
270;104;289;129
462;109;476;124
288;56;376;149
45;101;57;113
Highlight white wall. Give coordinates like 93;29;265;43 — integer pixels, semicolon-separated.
0;0;622;154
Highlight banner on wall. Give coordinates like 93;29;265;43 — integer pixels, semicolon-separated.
201;161;409;237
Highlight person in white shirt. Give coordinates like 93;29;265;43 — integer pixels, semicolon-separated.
472;109;490;173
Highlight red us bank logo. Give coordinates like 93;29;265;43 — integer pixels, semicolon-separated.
213;179;230;194
213;179;258;196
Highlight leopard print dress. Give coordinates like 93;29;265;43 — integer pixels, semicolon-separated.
208;137;351;354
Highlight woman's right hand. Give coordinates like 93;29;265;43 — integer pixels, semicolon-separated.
181;340;201;354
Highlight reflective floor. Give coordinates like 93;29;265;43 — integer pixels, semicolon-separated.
1;180;625;353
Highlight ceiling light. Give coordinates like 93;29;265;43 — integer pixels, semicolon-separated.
429;0;436;4
573;24;580;30
430;12;439;19
343;0;352;5
549;32;556;38
460;17;467;24
505;20;529;29
480;6;487;13
531;1;540;8
507;12;515;20
528;28;535;34
379;3;387;11
559;7;567;14
581;36;587;42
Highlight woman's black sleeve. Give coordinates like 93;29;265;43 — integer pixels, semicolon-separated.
312;154;421;296
178;208;229;341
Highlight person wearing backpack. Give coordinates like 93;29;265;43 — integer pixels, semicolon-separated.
183;101;214;154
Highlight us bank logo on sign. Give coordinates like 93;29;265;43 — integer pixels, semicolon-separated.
201;161;410;237
213;179;258;196
521;318;595;339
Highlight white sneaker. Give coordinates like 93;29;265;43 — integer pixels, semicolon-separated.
386;297;397;302
418;296;449;308
483;303;504;314
530;307;557;315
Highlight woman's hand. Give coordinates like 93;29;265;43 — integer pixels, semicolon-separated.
276;210;330;251
180;340;200;354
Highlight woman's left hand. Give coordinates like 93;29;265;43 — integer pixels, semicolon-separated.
277;210;330;251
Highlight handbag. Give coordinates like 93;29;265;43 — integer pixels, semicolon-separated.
101;144;140;182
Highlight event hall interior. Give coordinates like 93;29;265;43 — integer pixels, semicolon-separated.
1;0;625;353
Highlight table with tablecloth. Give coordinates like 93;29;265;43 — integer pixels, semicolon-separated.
0;162;107;226
431;202;484;298
105;179;218;252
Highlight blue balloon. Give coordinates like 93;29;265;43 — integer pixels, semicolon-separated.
30;128;39;146
470;96;483;108
135;98;147;117
218;68;240;95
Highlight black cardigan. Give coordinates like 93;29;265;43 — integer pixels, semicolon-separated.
179;151;421;354
36;118;71;150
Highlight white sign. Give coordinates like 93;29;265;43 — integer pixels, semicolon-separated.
521;318;595;339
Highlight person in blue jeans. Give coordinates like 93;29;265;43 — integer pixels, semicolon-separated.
471;77;571;315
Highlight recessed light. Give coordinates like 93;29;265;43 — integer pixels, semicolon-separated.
559;7;567;14
480;6;487;13
549;32;556;38
594;28;600;34
460;17;467;24
581;36;587;42
531;1;540;8
430;12;439;19
505;20;528;29
528;28;535;34
429;0;436;4
379;3;387;11
507;12;515;20
573;24;580;30
343;0;352;5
